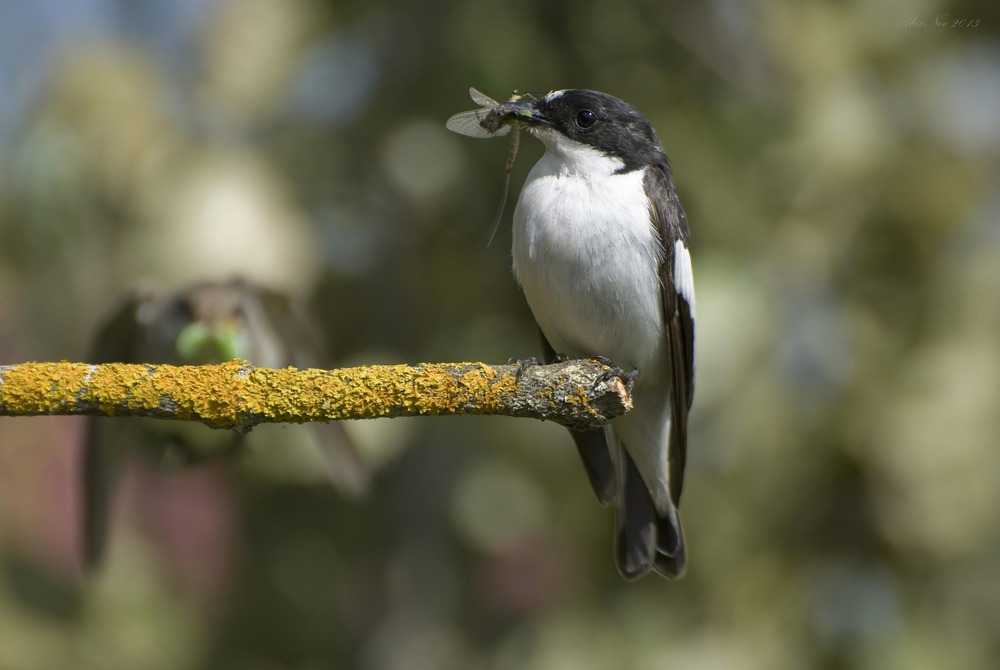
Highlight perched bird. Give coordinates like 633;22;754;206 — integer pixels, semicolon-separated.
485;90;695;579
81;278;366;569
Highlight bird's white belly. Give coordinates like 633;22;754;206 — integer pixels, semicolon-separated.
512;164;665;372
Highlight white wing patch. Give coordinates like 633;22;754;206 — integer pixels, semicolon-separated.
673;239;695;316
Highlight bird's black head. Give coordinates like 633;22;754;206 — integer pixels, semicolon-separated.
499;89;667;171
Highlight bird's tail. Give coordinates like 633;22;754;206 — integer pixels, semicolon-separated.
81;418;119;571
613;444;686;580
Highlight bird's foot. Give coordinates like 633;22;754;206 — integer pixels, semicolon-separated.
592;358;639;393
507;356;541;381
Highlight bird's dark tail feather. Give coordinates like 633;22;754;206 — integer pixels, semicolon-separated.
570;429;616;506
539;329;617;507
614;448;686;580
82;419;115;571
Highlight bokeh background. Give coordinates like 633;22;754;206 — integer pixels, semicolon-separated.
1;0;999;668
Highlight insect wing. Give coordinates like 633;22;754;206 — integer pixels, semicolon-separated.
469;87;499;108
446;109;511;138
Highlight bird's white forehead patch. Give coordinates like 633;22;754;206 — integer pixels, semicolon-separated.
544;89;566;102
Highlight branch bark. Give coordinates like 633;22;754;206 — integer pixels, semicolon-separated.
0;359;632;434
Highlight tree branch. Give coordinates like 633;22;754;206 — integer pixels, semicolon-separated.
0;359;632;434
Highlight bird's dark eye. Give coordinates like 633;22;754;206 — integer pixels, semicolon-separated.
576;109;597;129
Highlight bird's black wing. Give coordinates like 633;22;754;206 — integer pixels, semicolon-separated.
644;164;695;507
251;284;368;496
539;329;616;506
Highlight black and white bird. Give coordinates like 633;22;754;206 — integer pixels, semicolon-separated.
477;90;696;579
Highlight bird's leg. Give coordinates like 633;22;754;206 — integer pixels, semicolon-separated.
592;357;639;393
507;356;541;381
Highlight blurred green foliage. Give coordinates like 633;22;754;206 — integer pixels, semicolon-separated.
1;0;999;668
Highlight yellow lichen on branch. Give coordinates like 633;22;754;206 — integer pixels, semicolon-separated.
0;359;632;433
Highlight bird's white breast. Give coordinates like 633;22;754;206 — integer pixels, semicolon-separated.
512;146;665;372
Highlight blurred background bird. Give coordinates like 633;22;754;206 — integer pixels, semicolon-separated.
81;278;366;571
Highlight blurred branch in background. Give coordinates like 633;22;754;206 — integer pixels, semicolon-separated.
0;359;632;431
